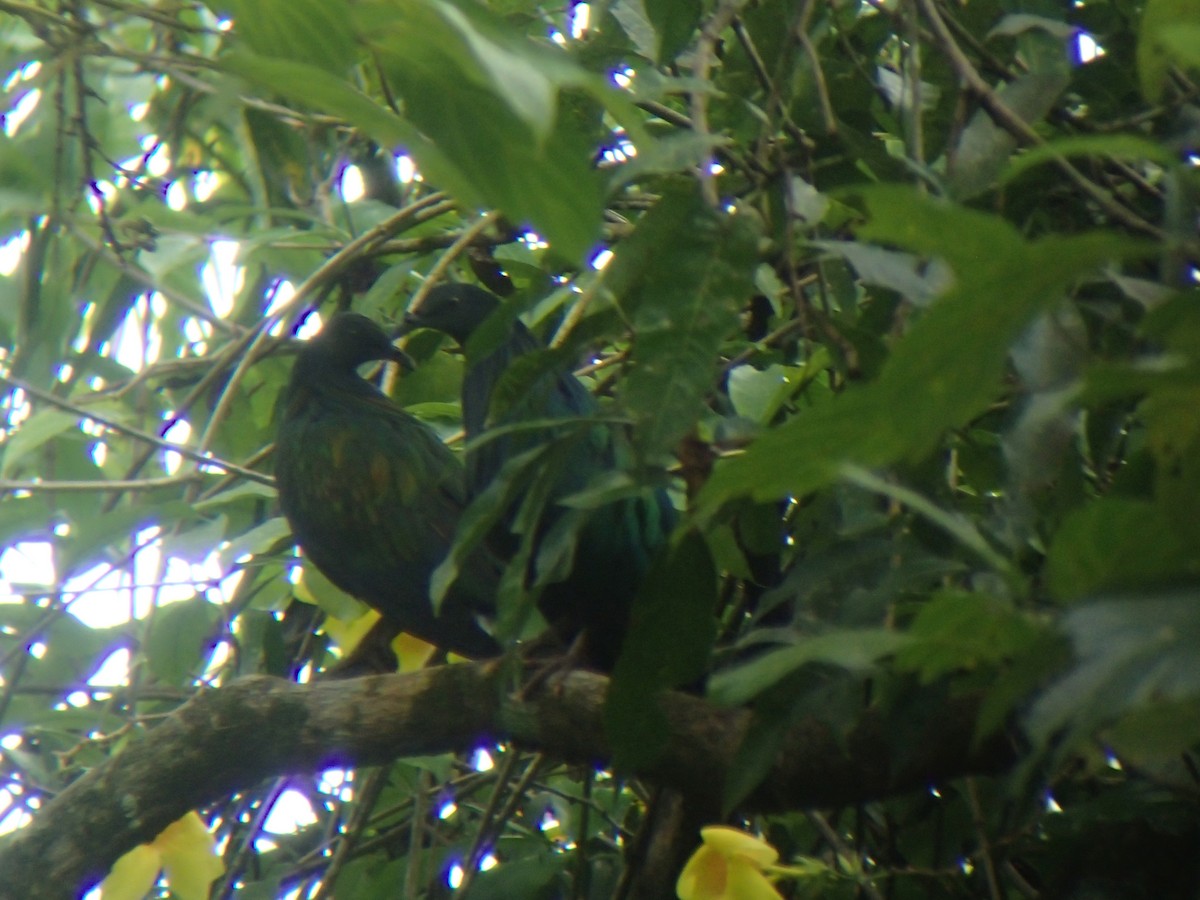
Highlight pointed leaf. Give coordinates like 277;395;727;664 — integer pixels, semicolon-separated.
696;187;1153;519
605;530;717;769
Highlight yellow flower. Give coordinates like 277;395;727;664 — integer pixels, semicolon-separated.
676;826;784;900
100;811;224;900
322;608;437;672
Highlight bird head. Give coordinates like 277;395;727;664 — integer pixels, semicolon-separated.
400;283;501;344
307;312;414;373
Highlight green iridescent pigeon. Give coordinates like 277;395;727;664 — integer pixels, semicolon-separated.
402;284;676;669
274;312;499;658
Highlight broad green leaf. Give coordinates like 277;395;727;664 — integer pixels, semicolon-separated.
193;481;278;513
0;494;54;547
812;240;953;306
708;630;911;707
605;530;717;769
355;0;607;260
695;187;1152;519
1160;27;1200;74
219;53;410;146
727;365;790;424
223;0;359;75
220;517;292;566
1104;698;1200;764
614;0;700;63
611;184;760;459
219;52;463;196
947;71;1070;199
1138;0;1200;102
839;465;1014;578
610;0;660;61
988;13;1081;41
1046;499;1199;600
464;855;568;899
645;0;702;64
0;408;78;477
294;562;367;621
1028;593;1200;749
145;597;224;685
1000;134;1174;185
608;132;726;188
895;592;1042;683
408;1;556;141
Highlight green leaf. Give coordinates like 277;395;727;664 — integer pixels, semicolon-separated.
727;365;789;424
224;0;359;74
221;517;293;567
463;855;568;899
0;606;123;696
220;52;419;148
695;187;1153;519
145;597;224;685
1104;698;1200;764
812;240;953;306
709;630;911;707
611;183;760;459
721;703;791;815
988;13;1081;41
605;530;717;770
1000;135;1175;185
1028;593;1200;749
947;71;1070;200
1;408;78;478
193;481;278;513
645;0;702;63
895;592;1042;683
356;0;607;261
839;465;1014;578
610;0;658;60
1046;499;1199;600
295;562;366;621
1138;0;1200;102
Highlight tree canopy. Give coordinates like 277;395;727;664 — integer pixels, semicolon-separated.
0;0;1198;898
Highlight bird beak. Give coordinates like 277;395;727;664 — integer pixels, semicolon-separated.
387;345;416;371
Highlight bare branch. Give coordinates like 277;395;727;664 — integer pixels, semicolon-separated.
0;666;1012;900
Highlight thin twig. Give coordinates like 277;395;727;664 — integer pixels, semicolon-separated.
916;0;1163;238
404;769;430;900
966;778;1004;900
0;475;201;492
691;0;749;206
0;373;274;485
406;210;499;316
456;749;528;894
805;810;886;900
795;0;837;135
311;768;390;900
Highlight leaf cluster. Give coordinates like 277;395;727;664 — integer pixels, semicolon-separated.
1;0;1199;897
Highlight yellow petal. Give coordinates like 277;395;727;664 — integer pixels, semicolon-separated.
700;826;779;868
322;608;382;655
725;858;786;900
99;843;161;900
676;845;727;899
156;812;225;900
392;631;437;672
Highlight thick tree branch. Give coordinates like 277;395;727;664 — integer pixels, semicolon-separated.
0;665;1011;900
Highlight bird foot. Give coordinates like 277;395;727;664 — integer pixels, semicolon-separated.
318;618;402;679
515;632;588;700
